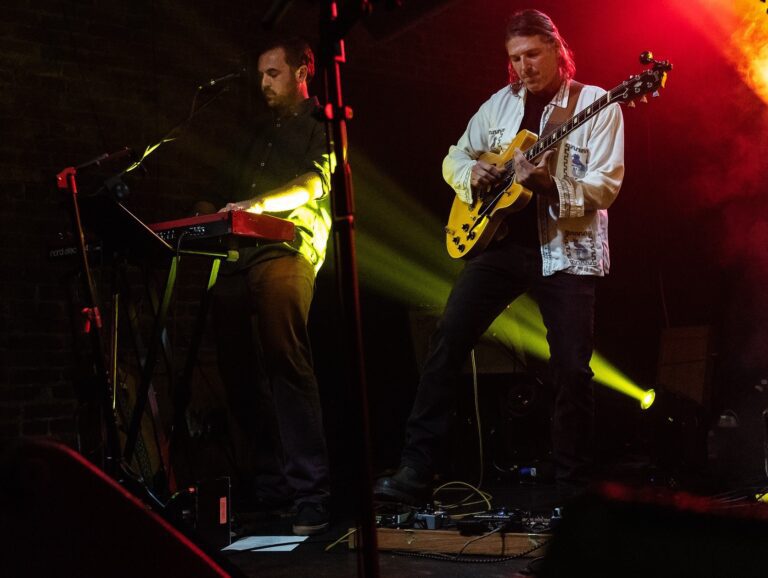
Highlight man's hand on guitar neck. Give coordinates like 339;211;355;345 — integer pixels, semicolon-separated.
470;160;507;203
513;148;557;199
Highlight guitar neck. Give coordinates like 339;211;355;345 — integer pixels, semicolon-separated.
511;86;623;168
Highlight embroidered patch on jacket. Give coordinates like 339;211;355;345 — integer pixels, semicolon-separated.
564;230;597;266
564;143;589;179
488;128;506;153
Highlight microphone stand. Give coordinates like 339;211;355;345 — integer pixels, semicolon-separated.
56;164;123;479
320;2;379;576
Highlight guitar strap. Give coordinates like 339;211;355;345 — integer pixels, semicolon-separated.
492;81;584;244
542;80;584;138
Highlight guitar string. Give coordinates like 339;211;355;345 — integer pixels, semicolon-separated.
472;91;612;226
467;70;659;232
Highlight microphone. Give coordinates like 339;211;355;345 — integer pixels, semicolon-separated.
76;147;134;171
197;67;247;91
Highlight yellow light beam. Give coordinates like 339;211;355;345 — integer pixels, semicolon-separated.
357;233;453;307
352;153;462;281
491;304;654;408
352;151;653;408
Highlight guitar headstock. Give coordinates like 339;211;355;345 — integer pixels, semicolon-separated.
612;52;673;107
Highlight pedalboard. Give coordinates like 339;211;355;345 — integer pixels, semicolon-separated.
456;507;523;535
375;503;556;535
369;502;555;556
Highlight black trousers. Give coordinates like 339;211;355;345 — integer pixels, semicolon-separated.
401;239;597;494
212;252;330;506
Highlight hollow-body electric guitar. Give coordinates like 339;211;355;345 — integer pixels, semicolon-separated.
445;53;672;260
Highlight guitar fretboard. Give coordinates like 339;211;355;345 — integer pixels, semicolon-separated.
473;63;667;224
502;82;630;171
525;92;612;161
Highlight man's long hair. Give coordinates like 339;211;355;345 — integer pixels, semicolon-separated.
505;9;576;91
257;35;315;83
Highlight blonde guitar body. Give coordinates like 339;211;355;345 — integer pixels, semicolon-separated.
445;129;538;260
444;56;673;259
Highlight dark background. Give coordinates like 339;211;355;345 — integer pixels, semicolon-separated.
2;0;767;492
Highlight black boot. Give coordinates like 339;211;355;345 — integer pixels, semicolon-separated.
373;466;433;506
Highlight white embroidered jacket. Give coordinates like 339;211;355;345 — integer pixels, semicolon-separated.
442;80;625;276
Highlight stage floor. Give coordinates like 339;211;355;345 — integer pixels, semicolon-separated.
218;466;768;578
221;481;551;578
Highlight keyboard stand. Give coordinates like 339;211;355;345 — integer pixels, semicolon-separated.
67;190;229;498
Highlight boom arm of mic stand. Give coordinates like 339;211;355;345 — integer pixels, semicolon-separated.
122;85;231;179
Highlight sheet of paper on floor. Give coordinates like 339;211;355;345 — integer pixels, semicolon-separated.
223;535;308;552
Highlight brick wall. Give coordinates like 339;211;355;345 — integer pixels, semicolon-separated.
0;0;256;444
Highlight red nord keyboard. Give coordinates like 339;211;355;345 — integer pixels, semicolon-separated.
148;211;295;248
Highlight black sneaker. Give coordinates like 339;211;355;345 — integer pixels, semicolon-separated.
373;466;433;506
292;502;330;536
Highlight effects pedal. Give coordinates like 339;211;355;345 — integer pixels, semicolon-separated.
375;503;450;530
375;509;413;528
413;508;449;530
455;506;523;535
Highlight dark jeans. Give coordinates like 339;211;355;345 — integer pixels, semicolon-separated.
212;252;330;505
401;239;597;494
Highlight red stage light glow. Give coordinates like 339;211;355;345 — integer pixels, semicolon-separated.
670;0;768;105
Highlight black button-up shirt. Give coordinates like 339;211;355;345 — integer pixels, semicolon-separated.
219;97;332;272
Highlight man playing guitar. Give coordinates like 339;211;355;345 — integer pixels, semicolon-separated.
375;9;625;506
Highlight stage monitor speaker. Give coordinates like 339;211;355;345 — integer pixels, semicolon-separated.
408;307;524;375
538;482;768;577
656;325;713;407
0;439;241;578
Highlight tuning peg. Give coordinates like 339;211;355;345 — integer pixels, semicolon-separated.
652;90;660;98
627;101;636;108
640;95;648;104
